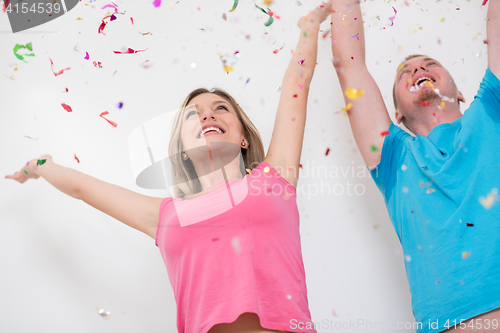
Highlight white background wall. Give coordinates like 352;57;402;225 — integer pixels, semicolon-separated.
0;0;489;332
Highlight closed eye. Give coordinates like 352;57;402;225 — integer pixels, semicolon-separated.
216;105;229;111
186;110;197;119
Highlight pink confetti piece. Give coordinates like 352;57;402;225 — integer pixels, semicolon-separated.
61;103;72;112
100;111;117;127
112;48;148;54
298;84;304;89
298;59;305;65
110;14;117;21
93;61;103;68
101;4;118;12
130;17;134;25
273;45;285;54
84;52;89;60
153;0;161;7
23;135;38;140
49;58;71;76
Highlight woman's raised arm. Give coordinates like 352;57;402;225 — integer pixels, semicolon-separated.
264;1;332;188
5;155;163;239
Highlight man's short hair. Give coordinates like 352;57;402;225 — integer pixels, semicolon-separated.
392;54;429;108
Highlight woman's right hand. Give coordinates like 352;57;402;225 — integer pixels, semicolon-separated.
5;154;53;183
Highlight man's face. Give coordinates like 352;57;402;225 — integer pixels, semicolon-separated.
393;56;465;126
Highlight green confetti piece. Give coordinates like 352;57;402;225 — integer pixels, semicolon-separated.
370;145;378;152
254;4;274;27
24;170;28;175
229;0;238;12
13;43;35;63
37;159;47;166
303;31;307;37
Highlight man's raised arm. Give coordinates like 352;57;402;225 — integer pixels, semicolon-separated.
331;0;392;169
487;0;500;78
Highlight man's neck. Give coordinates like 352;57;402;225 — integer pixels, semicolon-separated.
410;106;463;136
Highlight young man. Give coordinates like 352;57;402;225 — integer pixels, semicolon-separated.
330;1;500;332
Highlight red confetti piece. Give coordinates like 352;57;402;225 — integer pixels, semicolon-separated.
100;111;117;127
84;52;89;60
112;48;148;54
381;130;391;137
139;31;152;35
49;58;71;76
325;148;330;156
130;17;134;25
293;94;298;98
482;0;488;5
98;20;107;34
322;30;330;39
93;61;103;68
64;88;69;92
23;135;38;140
419;100;430;107
110;14;117;21
299;164;303;169
61;103;73;112
273;45;285;54
466;222;474;227
74;154;80;163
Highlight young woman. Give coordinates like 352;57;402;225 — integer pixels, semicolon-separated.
5;3;331;332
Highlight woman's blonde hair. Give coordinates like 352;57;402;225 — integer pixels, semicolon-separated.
168;88;265;198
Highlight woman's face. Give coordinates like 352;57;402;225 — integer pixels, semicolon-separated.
180;92;246;156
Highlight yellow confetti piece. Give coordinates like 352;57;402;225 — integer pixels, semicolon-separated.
425;80;434;88
264;166;270;173
439;17;444;22
345;87;364;100
224;65;233;72
479;189;498;209
77;17;83;20
245;168;252;175
398;63;405;71
340;103;352;118
439;101;445;109
426;188;435;194
419;27;423;30
462;251;471;259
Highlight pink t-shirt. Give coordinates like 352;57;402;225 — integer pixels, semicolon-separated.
156;161;316;333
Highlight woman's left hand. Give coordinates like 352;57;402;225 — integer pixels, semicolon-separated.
297;0;332;30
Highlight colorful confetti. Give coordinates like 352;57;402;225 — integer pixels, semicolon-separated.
74;154;80;163
153;0;161;7
112;48;148;54
37;159;47;166
482;0;488;5
93;61;103;68
100;111;118;127
96;307;112;320
479;189;498;209
24;170;28;175
426;188;435;194
325;148;330;156
13;43;35;62
381;131;391;137
466;222;474;227
229;0;238;12
49;58;71;76
61;103;72;112
84;52;90;60
298;59;305;65
419;100;430;107
370;145;378;152
345;87;364;100
461;251;471;259
254;4;274;27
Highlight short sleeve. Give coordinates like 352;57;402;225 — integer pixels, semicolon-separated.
470;67;500;120
369;122;410;202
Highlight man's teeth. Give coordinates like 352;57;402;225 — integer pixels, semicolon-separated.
414;77;433;87
200;127;223;137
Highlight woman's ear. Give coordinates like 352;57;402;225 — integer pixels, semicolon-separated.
241;139;249;149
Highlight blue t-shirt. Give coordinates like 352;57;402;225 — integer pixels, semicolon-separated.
371;68;500;333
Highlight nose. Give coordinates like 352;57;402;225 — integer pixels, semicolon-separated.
200;109;216;121
413;66;426;74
